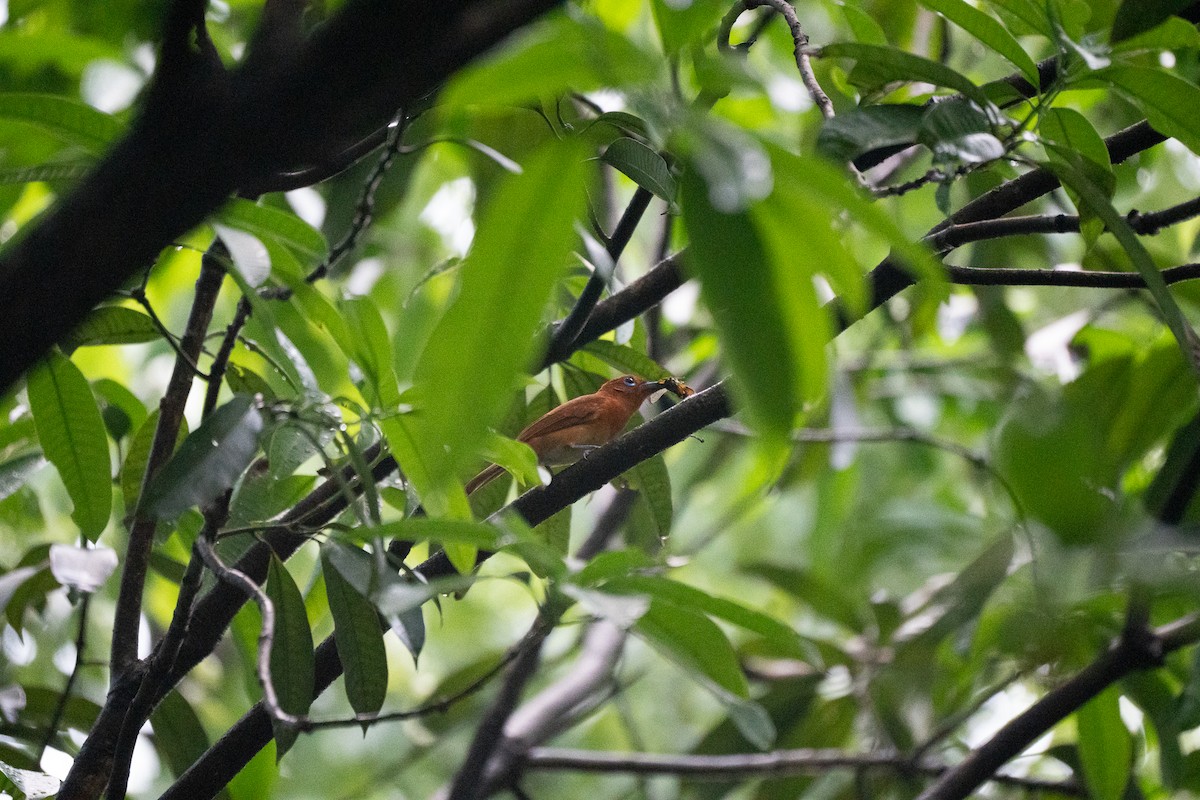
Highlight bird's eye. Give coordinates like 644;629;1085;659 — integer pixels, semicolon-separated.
623;376;637;386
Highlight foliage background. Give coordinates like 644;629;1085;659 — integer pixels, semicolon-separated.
2;1;1200;799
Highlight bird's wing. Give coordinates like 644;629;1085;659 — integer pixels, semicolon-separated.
516;397;603;442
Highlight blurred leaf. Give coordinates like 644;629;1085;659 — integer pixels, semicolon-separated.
340;295;401;409
601;137;676;203
408;139;589;505
92;378;147;441
366;519;503;549
321;542;387;719
817;104;925;163
215;199;327;261
623;453;672;542
1077;687;1132;800
1111;0;1195;42
821;42;989;106
919;0;1038;84
0;93;122;153
62;306;160;350
0;453;43;503
0;160;94;185
681;168;802;442
265;555;315;759
479;431;541;488
27;350;111;539
143;395;264;520
443;16;656;108
841;4;889;45
651;0;728;54
47;544;117;592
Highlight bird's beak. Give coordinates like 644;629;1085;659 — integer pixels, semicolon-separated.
644;380;668;402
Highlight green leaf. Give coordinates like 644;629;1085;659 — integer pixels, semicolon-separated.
92;377;147;440
1040;107;1112;245
150;691;227;799
651;0;729;54
918;0;1039;84
1044;152;1200;374
1087;66;1200;155
27;350;111;539
918;98;1005;168
321;542;388;719
817;104;925;163
681;168;802;441
143;395;264;520
623;453;672;543
0;160;94;185
582;340;671;381
601;137;676;203
365;519;503;549
0;453;44;502
636;599;749;697
820;42;989;106
339;295;401;409
407;139;589;504
1077;688;1132;800
443;16;656;108
0;93;123;153
989;0;1054;38
1111;0;1195;43
121;410;188;512
480;431;541;488
605;575;814;661
841;4;889;45
265;555;315;759
214;199;327;261
62;305;160;350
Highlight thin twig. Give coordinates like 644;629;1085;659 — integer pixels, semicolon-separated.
202;296;253;418
127;286;212;380
520;747;1084;795
743;0;835;119
946;262;1200;289
303;110;408;286
38;593;91;761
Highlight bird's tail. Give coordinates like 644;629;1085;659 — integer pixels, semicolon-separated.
464;463;506;495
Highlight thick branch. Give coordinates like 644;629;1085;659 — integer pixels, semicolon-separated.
0;0;566;392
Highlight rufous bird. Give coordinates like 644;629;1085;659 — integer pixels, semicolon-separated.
464;375;670;495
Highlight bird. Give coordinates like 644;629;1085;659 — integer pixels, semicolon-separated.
464;375;669;495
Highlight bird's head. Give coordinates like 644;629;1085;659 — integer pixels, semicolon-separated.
599;375;667;399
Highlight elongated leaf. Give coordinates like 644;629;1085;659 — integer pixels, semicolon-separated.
0;93;122;153
365;519;503;548
1077;688;1132;800
918;0;1038;84
1045;152;1200;373
63;306;160;350
143;396;264;520
601;138;676;203
817;104;925;163
623;453;673;542
215;199;327;261
635;599;749;698
407;139;589;506
150;690;229;800
321;542;388;718
0;161;94;185
1089;66;1200;155
265;555;315;758
27;351;111;539
651;0;728;54
582;340;671;381
918;98;1005;167
121;410;188;512
340;295;401;409
820;42;988;106
681;168;799;441
443;16;656;108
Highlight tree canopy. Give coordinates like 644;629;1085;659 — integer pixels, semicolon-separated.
3;1;1200;799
